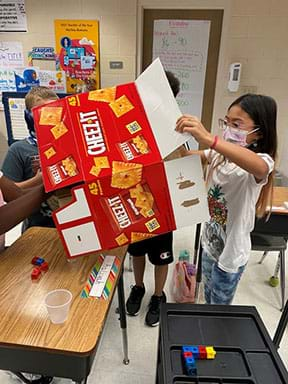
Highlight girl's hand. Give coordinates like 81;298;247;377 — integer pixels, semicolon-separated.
176;115;214;147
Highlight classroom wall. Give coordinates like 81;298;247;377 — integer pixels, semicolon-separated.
1;0;288;176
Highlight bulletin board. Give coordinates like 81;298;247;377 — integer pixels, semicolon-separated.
54;20;100;94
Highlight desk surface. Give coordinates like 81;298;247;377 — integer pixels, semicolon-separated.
272;186;288;214
0;227;126;355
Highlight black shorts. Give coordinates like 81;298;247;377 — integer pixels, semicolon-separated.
127;232;173;266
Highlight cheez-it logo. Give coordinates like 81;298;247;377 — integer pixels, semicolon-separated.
79;111;107;156
108;195;131;229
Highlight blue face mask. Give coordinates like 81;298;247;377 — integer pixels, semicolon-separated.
24;109;35;134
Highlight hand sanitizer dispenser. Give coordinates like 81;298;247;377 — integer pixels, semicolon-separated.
228;63;241;92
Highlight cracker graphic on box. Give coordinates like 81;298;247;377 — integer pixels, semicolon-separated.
126;121;142;134
129;183;155;218
131;232;155;243
132;135;149;154
88;87;116;103
145;217;160;232
109;95;134;117
115;233;129;246
94;156;110;169
44;146;56;159
111;161;143;189
39;106;63;126
51;121;69;140
89;166;101;177
62;156;78;177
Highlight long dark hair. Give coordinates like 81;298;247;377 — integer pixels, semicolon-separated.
229;94;278;217
229;94;277;159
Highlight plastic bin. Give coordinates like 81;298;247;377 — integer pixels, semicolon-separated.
156;303;288;384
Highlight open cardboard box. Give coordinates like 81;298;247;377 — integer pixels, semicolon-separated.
34;59;209;258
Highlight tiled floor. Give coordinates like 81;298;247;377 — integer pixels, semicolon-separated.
0;225;287;383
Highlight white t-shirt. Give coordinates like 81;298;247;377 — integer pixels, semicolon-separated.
202;150;274;273
0;171;5;252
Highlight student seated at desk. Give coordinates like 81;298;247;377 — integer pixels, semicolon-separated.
0;171;48;250
0;172;54;383
1;86;58;232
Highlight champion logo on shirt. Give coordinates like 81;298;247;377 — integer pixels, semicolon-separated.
160;251;171;260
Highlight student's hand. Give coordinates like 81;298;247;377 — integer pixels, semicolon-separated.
31;156;40;174
33;169;43;185
176;115;214;147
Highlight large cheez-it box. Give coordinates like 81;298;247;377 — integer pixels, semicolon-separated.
33;59;209;258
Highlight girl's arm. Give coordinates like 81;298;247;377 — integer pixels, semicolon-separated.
186;149;206;165
14;170;43;189
0;175;47;235
176;115;269;180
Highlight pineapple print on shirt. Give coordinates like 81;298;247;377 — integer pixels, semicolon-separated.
208;184;228;228
202;184;228;260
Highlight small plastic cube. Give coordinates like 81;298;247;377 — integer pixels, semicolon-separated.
186;365;197;376
31;257;39;265
40;261;49;272
185;356;197;376
35;257;45;266
206;346;216;359
185;356;196;367
31;267;41;280
190;346;200;359
182;345;193;353
199;346;207;359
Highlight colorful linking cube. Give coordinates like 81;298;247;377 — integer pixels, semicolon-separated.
31;257;49;280
181;345;216;376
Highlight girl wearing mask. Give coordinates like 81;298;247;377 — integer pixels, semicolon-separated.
176;94;277;304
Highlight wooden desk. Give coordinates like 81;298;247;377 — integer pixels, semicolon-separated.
0;227;128;383
271;186;288;215
255;187;288;236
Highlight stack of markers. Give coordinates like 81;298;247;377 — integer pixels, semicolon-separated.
182;345;216;376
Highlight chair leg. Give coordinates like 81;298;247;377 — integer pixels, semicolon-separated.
128;253;133;272
259;251;268;264
280;249;286;311
269;254;281;287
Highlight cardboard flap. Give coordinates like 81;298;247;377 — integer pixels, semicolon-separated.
135;58;192;158
163;154;209;227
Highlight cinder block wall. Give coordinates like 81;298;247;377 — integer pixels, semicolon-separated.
1;0;287;177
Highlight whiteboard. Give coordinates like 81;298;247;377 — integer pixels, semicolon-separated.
152;19;210;149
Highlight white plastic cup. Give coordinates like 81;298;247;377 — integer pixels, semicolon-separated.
44;289;72;324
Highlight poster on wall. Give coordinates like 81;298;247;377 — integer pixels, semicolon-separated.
38;70;66;93
0;0;27;32
30;47;55;61
54;19;100;94
152;20;210;119
0;68;16;92
0;41;24;68
14;67;40;92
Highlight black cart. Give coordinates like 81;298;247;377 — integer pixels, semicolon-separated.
156;303;288;384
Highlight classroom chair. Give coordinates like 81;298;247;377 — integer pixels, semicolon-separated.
250;232;287;311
